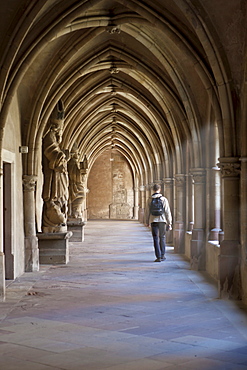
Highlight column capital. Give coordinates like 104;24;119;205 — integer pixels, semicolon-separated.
163;177;174;186
217;157;240;178
190;168;206;183
175;174;186;186
23;175;38;191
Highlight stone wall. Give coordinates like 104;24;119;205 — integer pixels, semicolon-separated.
87;151;134;219
2;95;25;279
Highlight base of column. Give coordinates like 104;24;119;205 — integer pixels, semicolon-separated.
218;240;241;299
174;221;184;253
37;232;72;264
133;206;139;220
25;235;39;272
138;208;144;223
166;228;173;245
208;228;222;241
190;228;205;271
67;219;85;242
0;252;5;298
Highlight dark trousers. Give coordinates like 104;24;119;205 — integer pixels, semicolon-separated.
151;222;166;258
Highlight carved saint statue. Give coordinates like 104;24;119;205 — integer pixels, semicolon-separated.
42;101;69;232
67;144;87;219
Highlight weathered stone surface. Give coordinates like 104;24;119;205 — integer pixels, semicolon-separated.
67;220;86;242
42;101;69;233
68;144;87;220
37;232;72;264
88;151;134;219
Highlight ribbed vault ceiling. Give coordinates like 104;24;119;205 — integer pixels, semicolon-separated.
0;0;232;183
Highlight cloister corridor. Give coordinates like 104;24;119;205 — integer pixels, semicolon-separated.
1;220;247;370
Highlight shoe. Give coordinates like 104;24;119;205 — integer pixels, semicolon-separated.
161;256;166;261
154;258;162;262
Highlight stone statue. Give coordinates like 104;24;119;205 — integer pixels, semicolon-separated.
42;101;69;233
67;144;87;219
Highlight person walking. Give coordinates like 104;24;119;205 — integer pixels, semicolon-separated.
145;184;172;262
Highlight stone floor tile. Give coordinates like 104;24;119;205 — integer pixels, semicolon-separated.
172;357;247;370
207;349;247;364
103;358;170;370
0;354;61;370
0;343;56;361
0;220;247;370
172;335;247;351
20;336;85;353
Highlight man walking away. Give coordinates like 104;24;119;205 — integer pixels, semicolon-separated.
145;184;172;262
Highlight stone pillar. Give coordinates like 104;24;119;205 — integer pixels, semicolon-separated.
0;166;5;297
174;174;185;253
0;252;5;299
133;187;139;220
186;173;194;232
208;167;222;241
23;175;39;272
190;169;206;270
217;157;241;299
240;157;247;303
138;185;145;222
164;177;174;244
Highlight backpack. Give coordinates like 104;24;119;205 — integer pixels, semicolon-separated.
150;195;164;216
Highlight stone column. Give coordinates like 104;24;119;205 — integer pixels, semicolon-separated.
217;157;241;299
0;252;5;298
207;167;222;240
133;187;139;220
240;157;247;303
186;173;194;232
190;169;206;270
138;185;145;222
174;174;186;253
0;166;5;297
164;177;174;244
146;183;152;202
23;175;39;272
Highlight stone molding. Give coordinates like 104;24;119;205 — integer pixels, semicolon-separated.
106;25;121;34
110;67;119;74
163;177;174;187
217;157;241;177
190;168;206;184
23;175;38;191
175;174;185;186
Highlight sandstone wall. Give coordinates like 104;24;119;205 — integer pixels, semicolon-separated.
87;151;134;219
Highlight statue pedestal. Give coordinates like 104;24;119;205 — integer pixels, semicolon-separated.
37;232;72;264
67;219;86;242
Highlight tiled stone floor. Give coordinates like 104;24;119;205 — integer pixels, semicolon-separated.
1;220;247;370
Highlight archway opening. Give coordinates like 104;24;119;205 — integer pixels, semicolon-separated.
87;150;134;219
